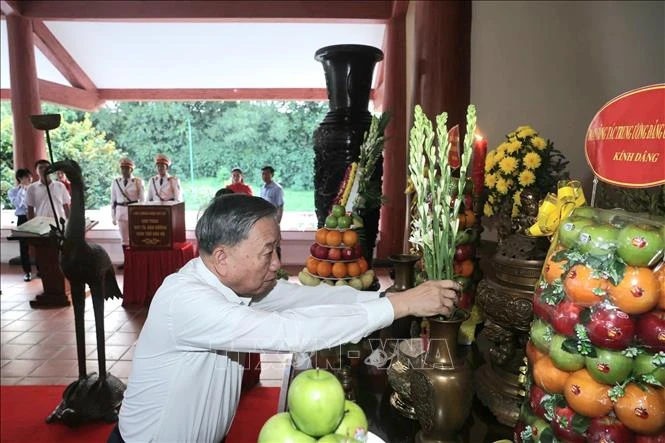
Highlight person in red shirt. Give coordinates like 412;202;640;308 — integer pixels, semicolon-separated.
225;167;253;195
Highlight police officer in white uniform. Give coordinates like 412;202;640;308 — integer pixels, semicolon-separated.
147;154;182;202
111;157;145;246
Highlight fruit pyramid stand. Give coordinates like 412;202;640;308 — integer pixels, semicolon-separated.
516;85;665;442
298;204;376;290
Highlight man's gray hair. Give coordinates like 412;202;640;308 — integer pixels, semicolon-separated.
196;194;277;255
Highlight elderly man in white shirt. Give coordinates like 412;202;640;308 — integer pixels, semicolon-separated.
115;194;459;443
26;159;71;223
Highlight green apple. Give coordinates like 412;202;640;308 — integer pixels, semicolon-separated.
616;223;665;266
348;278;363;290
633;352;665;385
325;215;339;229
287;369;346;437
258;412;316;443
335;279;348;287
334;400;368;441
331;205;346;218
549;334;585;371
572;207;598;220
316;435;361;443
558;217;595;249
530;319;553;354
585;347;633;385
359;270;375;289
337;215;352;229
577;224;619;256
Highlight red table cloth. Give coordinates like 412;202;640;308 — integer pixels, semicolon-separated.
122;242;195;307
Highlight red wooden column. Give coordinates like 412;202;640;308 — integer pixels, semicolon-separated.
376;4;407;259
7;15;45;172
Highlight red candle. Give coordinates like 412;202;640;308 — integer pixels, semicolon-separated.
471;133;487;197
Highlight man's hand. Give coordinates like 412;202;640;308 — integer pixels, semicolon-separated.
387;280;460;319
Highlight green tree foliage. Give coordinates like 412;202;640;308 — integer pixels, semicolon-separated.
91;101;327;190
1;102;120;209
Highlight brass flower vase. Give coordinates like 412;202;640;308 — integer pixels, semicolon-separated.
410;312;473;443
385;254;420;340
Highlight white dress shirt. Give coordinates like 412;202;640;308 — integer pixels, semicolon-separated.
25;180;71;220
147;174;181;202
118;257;393;442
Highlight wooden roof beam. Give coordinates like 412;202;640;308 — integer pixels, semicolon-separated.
98;88;339;101
0;1;22;16
19;1;393;22
38;79;104;111
32;20;97;91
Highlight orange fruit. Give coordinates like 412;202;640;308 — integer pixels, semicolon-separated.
347;262;361;277
526;340;546;365
454;259;474;278
564;369;613;417
457;213;466;230
306;257;320;274
533;355;571;394
608;266;660;314
316;261;332;278
614;383;665;435
332;262;347;279
357;257;369;274
342;230;358;247
315;228;329;245
653;263;665;309
544;252;567;284
326;230;342;247
464;209;476;227
563;264;610;307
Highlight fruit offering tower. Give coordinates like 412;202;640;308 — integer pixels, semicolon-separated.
299;204;377;290
518;206;665;442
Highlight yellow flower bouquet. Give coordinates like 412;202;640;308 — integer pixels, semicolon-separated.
483;125;568;221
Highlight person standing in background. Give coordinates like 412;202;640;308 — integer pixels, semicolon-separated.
259;165;284;224
55;170;72;195
147;154;182;202
26;159;71;222
225;167;252;195
8;168;34;281
111;158;144;254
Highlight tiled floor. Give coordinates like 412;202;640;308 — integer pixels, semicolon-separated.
1;263;392;387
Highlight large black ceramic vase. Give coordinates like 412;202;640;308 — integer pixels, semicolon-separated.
313;44;384;264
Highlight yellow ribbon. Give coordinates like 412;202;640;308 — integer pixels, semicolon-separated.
528;180;586;237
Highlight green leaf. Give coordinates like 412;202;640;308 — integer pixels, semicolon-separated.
640;374;664;387
562;338;581;355
575;324;596;357
542;283;565;305
520;426;534;442
571;414;590;434
591;287;607;296
539;428;555;443
608;384;626;402
653;352;665;367
622;347;640;358
579;309;591;325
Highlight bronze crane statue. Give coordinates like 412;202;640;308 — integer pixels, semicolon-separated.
46;159;125;426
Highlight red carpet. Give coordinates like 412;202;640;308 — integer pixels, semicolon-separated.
1;385;279;442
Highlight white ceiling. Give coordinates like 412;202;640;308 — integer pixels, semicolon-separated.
0;21;385;89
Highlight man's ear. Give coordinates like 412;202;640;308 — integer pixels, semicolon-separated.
211;246;230;275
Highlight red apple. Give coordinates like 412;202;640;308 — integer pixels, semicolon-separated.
310;243;319;256
458;291;473;310
551;300;584;336
588;415;636;443
636;311;665;352
552;406;587;443
352;243;363;258
313;244;330;260
636;433;665;442
328;248;342;261
587;305;636;350
533;291;556;322
529;384;549;420
341;248;355;260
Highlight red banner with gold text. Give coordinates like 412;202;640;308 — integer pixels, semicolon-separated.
585;84;665;188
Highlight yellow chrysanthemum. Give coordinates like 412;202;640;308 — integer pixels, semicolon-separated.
485;151;496;171
518;170;536;187
484;202;494;217
512;203;520;218
532;136;547;150
517;127;537;139
499;156;518;175
493;148;505;162
488;194;495;204
506;140;521;154
496;178;509;194
513;190;522;206
523;152;542;169
484;173;497;188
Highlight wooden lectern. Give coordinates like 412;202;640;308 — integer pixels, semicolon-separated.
128;201;185;249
